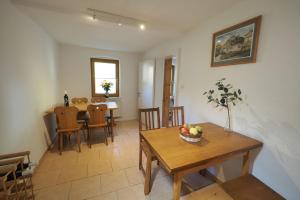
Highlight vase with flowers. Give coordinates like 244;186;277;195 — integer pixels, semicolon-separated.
101;80;113;98
203;78;243;132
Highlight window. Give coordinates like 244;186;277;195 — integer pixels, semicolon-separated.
91;58;119;97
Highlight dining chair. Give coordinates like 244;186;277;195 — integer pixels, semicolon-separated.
87;104;109;147
71;97;90;140
91;97;113;139
54;106;82;154
138;107;161;176
0;151;35;199
168;106;185;127
91;97;107;103
0;164;19;200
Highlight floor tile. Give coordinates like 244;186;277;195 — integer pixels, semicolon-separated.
125;167;144;185
35;183;71;200
69;176;101;200
116;184;149;200
33;170;60;190
111;156;136;171
88;192;117;200
57;163;87;183
100;170;129;194
88;159;113;176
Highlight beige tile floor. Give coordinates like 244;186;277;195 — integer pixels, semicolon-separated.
33;120;233;200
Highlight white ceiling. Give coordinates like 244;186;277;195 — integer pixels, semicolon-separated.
12;0;240;52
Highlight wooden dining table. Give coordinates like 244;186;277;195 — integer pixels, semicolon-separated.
141;122;263;200
47;101;118;141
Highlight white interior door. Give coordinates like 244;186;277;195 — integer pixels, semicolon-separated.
138;59;155;108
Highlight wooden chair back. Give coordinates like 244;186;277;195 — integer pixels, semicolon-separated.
71;97;88;104
138;107;160;131
54;106;79;130
91;97;107;103
168;106;185;127
87;104;107;126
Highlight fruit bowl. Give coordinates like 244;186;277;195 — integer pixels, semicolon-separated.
179;124;203;143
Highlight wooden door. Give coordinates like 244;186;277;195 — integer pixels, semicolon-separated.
162;58;172;127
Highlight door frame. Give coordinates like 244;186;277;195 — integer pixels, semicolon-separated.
162;57;173;127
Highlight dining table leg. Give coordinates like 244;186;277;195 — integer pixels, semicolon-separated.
144;149;152;195
173;172;183;200
109;109;114;142
242;151;250;175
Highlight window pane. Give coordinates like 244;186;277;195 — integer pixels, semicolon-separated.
94;62;116;79
91;58;119;97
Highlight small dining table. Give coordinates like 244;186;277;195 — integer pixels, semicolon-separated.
47;101;118;141
141;122;263;200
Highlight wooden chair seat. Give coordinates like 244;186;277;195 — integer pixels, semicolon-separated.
221;174;285;200
56;125;82;133
88;123;107;128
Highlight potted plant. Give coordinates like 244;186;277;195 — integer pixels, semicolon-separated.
203;78;242;131
101;80;113;98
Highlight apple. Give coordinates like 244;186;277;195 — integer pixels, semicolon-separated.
189;128;198;135
181;127;189;135
195;126;203;133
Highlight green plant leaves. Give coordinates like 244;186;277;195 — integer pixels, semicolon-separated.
203;78;243;108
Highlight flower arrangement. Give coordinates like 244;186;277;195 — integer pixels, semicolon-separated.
101;80;113;92
203;78;243;131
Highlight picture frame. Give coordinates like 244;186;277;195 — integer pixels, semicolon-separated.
211;15;262;67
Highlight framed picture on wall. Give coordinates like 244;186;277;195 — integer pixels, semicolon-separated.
211;15;262;67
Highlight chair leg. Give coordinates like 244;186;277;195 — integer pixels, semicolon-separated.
144;145;152;195
83;121;88;141
77;131;81;152
139;140;143;170
104;126;108;145
59;134;63;155
88;128;91;148
30;177;34;199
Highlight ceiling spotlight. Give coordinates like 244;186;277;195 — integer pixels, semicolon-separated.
118;23;122;26
139;24;145;30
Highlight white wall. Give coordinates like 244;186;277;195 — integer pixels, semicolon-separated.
58;44;141;120
144;0;300;199
153;58;164;123
0;0;59;162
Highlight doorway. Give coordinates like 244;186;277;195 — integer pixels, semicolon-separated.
162;57;176;127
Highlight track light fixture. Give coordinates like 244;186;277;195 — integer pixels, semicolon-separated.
87;8;146;30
